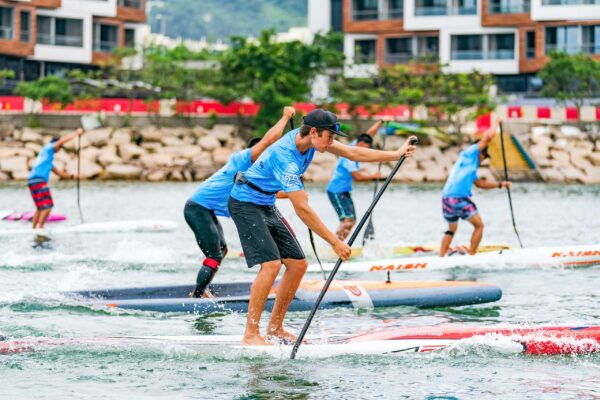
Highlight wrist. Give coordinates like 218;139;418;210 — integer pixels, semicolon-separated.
498;181;503;189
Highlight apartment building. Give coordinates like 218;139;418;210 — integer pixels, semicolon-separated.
309;0;600;92
0;0;147;82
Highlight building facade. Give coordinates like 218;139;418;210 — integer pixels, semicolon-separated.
309;0;600;93
0;0;147;83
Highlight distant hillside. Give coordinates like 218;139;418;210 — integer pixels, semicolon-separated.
148;0;308;42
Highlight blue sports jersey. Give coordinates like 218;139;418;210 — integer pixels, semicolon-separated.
230;129;315;206
442;144;480;198
28;143;55;182
190;148;252;217
327;157;359;193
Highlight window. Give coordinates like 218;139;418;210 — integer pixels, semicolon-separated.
542;0;600;5
94;23;119;52
415;0;448;15
388;0;404;18
125;28;135;48
37;16;83;47
331;0;343;32
354;39;376;64
582;25;600;54
386;37;413;64
118;0;144;8
526;30;535;59
0;7;13;40
488;0;530;13
20;11;30;43
417;36;439;59
488;34;515;59
545;26;579;54
451;35;483;60
352;0;379;20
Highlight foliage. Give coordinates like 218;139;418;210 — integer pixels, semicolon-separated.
148;0;307;42
14;75;74;108
539;51;600;110
0;69;15;87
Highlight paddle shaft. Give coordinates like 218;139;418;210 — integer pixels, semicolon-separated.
499;123;523;248
290;138;417;359
77;131;84;224
363;131;388;244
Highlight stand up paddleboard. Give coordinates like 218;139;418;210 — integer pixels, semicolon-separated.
3;326;599;358
64;280;502;313
307;244;600;273
0;220;177;237
3;211;66;222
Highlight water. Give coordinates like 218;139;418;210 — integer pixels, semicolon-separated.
1;182;599;399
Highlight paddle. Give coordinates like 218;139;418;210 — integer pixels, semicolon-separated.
79;114;102;224
499;122;524;248
362;123;389;245
290;137;418;359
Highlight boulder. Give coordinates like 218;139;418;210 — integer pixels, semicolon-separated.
541;168;564;183
85;128;112;147
62;135;91;151
192;152;215;169
588;153;600;166
118;144;146;162
574;140;594;152
105;164;143;179
146;169;167;182
97;151;122;167
582;166;600;184
531;133;553;147
396;168;425;183
193;167;217;180
312;151;338;165
139;127;163;142
21;129;44;144
529;144;550;160
140;153;174;168
161;136;185;146
477;167;496;182
24;142;42;153
162;127;189;138
213;147;233;165
211;125;237;142
173;158;190;167
0;171;8;181
550;150;571;166
162;145;202;159
198;135;221;151
65;159;103;180
192;126;210;138
0;147;21;158
110;129;132;145
0;156;28;173
11;170;30;180
424;165;447;182
560;166;586;183
80;147;101;163
169;170;184;181
141;142;163;153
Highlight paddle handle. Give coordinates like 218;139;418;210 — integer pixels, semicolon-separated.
290;138;418;359
499;123;523;248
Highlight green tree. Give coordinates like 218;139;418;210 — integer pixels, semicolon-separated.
0;69;15;88
539;51;600;114
14;75;74;108
211;30;343;134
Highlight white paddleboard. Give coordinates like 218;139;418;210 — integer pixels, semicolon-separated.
0;210;14;220
0;220;177;237
308;244;600;273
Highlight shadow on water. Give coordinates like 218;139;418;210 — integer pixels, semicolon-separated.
235;361;318;400
193;312;230;334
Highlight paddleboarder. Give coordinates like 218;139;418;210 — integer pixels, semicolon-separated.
326;118;390;240
228;109;416;345
28;129;83;230
184;106;296;298
440;120;511;257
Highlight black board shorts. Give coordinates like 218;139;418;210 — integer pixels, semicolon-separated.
228;197;305;268
183;200;227;262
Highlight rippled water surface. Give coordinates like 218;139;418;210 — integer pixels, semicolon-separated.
1;182;599;399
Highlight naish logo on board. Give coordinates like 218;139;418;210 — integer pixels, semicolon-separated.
551;250;600;258
368;263;428;272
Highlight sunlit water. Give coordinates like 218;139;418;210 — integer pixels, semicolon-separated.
1;181;599;399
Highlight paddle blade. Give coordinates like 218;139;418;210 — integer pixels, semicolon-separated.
362;217;375;245
81;114;102;131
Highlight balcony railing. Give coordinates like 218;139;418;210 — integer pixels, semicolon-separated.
351;8;404;20
545;43;600;54
542;0;599;5
385;53;413;64
415;6;477;16
0;26;13;40
94;40;118;53
451;50;515;60
488;0;530;13
37;33;83;47
118;0;144;9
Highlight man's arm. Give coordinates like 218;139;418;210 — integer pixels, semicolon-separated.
328;135;416;163
54;128;83;152
287;190;351;261
474;179;511;190
478;120;500;151
250;106;295;162
351;171;381;182
51;167;72;180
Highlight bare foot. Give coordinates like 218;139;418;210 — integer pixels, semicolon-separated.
266;327;297;344
242;333;272;346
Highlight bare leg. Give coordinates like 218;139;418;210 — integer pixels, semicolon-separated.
31;210;41;230
266;258;308;342
38;208;52;230
440;222;458;257
467;214;484;255
242;260;281;346
336;218;355;241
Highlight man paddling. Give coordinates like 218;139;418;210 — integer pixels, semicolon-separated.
184;106;296;298
28;129;83;230
228;109;416;345
440;120;511;257
327;119;388;240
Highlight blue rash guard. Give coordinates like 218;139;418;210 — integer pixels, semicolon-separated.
189;148;252;217
28;143;55;182
230;129;315;206
442;144;480;198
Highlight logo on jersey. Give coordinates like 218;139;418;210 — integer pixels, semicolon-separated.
282;174;301;188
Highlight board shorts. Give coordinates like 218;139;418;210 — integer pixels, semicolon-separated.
327;191;356;221
28;178;53;211
442;197;478;223
228;197;305;268
183;200;227;262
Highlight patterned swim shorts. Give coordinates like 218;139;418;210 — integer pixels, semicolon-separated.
442;197;478;223
28;178;54;211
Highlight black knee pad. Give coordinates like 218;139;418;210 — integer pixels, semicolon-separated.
444;230;455;237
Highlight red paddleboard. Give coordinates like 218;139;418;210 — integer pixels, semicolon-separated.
4;211;67;222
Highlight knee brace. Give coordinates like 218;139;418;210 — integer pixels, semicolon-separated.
203;258;221;270
444;230;455;237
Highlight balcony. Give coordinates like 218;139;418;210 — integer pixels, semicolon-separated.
415;6;477;15
351;0;404;21
542;0;599;4
118;0;144;9
37;33;83;47
488;0;530;13
545;43;600;55
94;40;119;53
451;49;515;59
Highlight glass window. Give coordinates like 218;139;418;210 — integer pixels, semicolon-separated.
415;0;448;15
526;30;536;59
582;25;600;54
0;7;13;40
386;37;413;64
36;16;52;44
94;23;118;52
388;0;404;18
488;33;515;59
352;0;379;20
354;39;377;64
125;28;135;48
451;34;483;60
20;11;30;43
417;36;439;60
331;0;343;32
55;18;83;47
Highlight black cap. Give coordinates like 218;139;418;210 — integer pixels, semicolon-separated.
303;109;348;137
